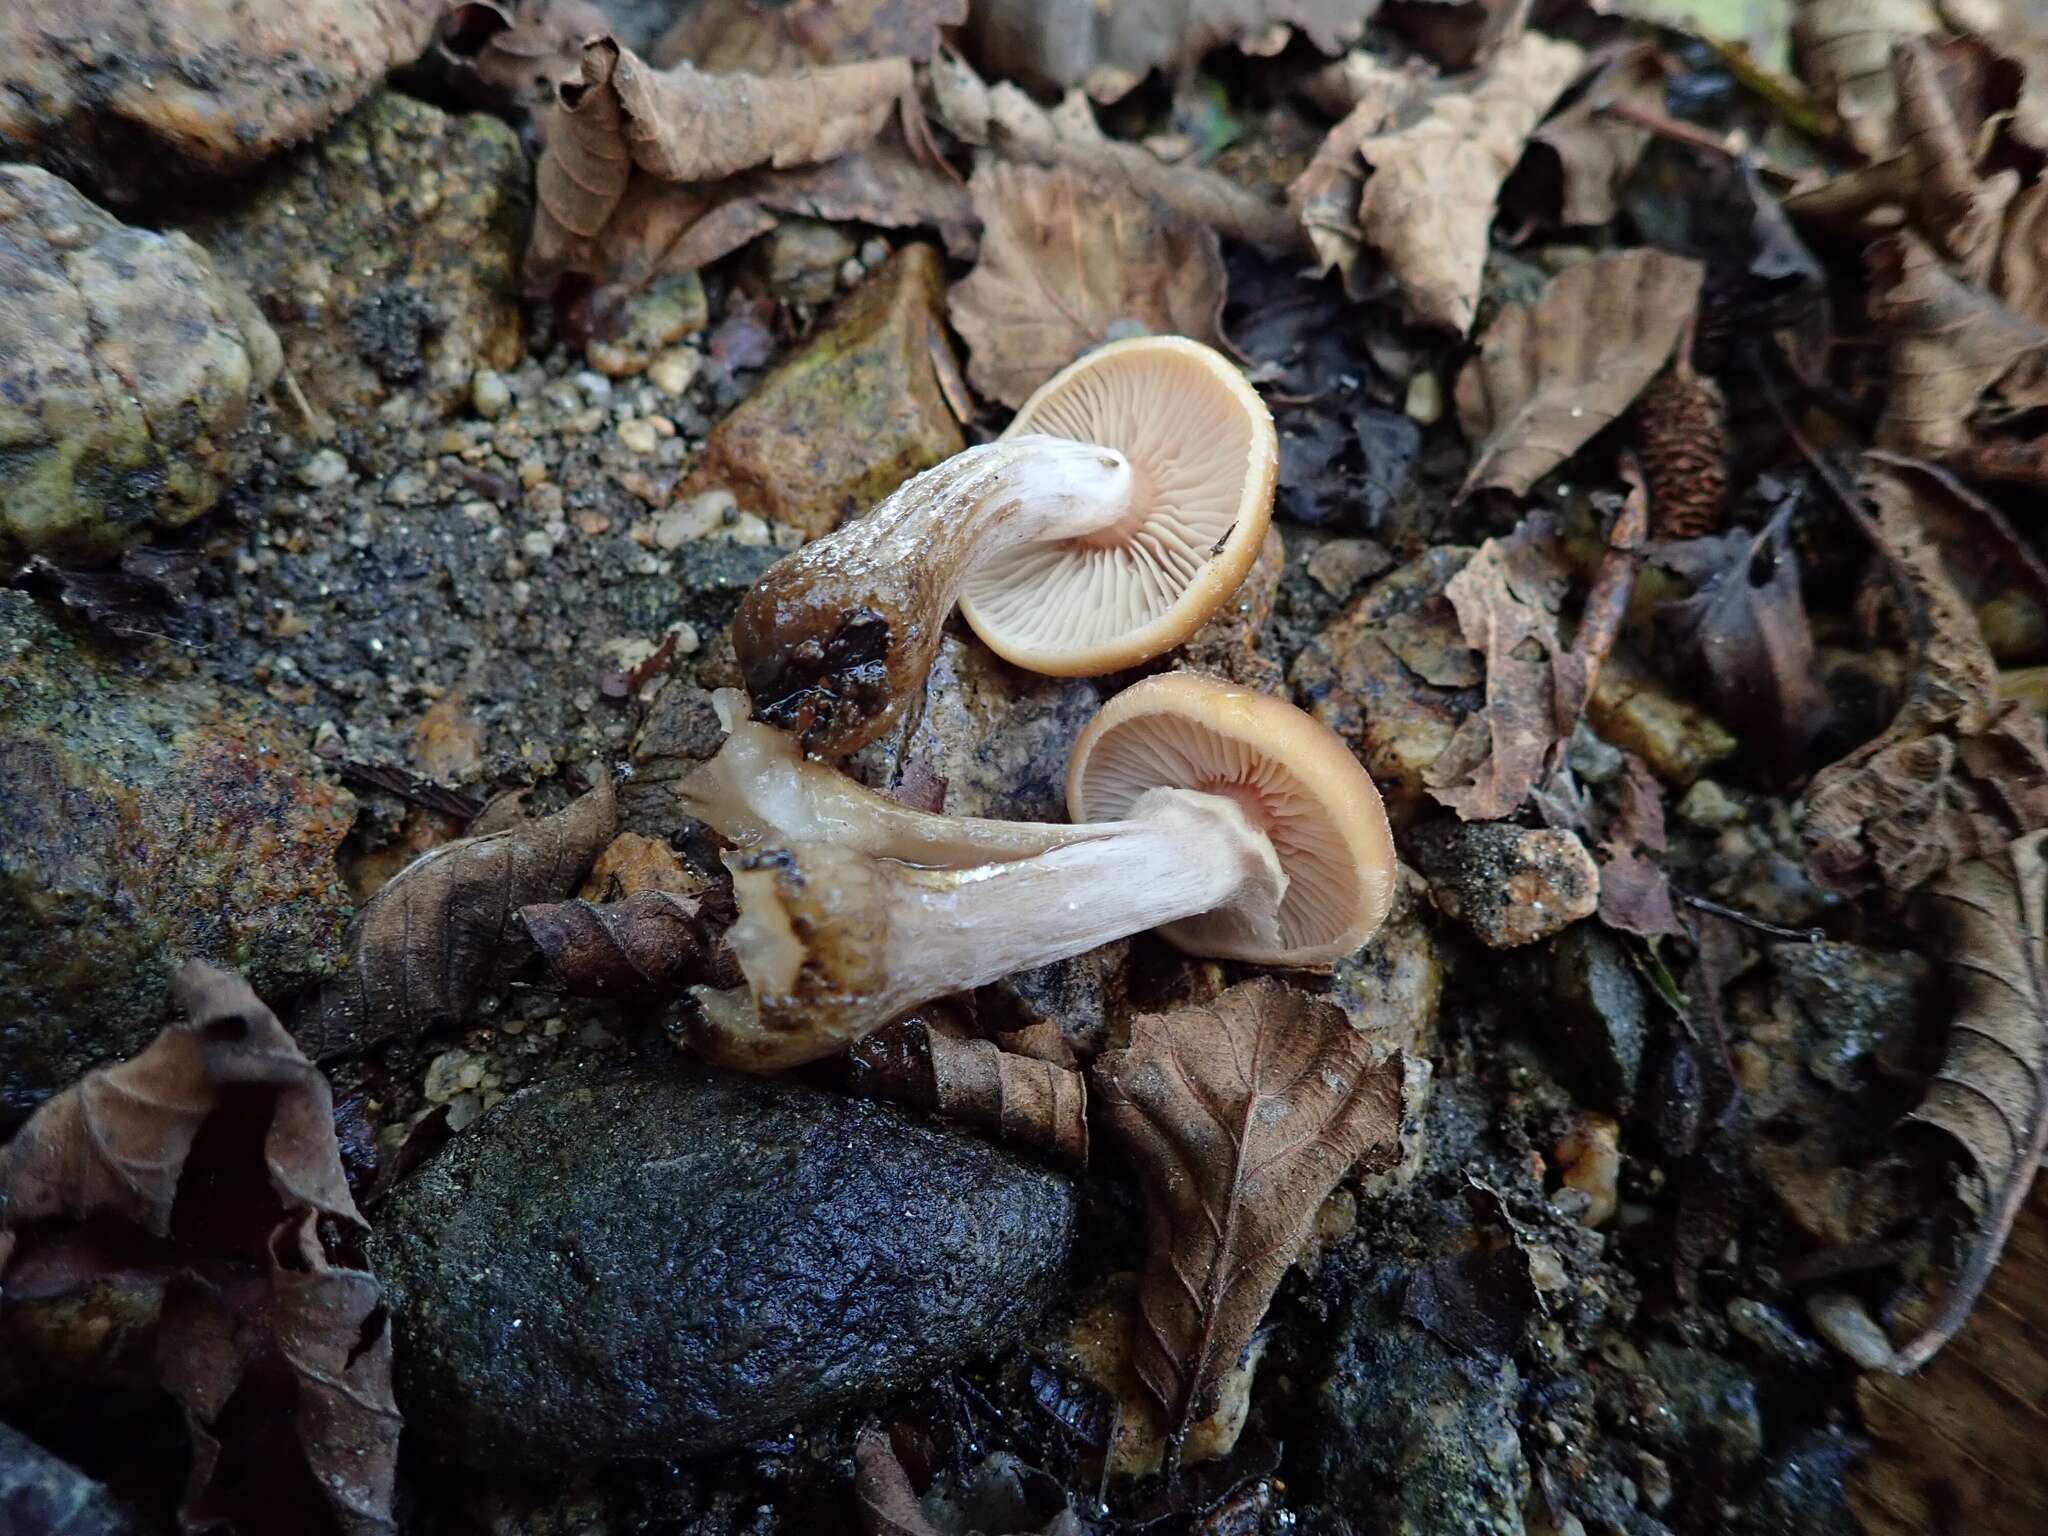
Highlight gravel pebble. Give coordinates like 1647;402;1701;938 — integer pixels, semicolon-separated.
471;368;512;419
297;448;351;488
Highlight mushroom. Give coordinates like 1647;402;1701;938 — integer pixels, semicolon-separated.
732;336;1278;758
678;673;1395;1070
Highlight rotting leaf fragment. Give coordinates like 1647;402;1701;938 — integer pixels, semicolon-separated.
1092;977;1404;1458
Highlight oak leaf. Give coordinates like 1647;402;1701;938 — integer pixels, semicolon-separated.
1455;248;1704;497
1869;231;2048;458
1092;977;1404;1452
1355;30;1585;332
1424;513;1572;822
1805;458;2048;894
296;778;616;1057
0;965;399;1535
654;0;964;71
1648;488;1829;774
947;161;1228;409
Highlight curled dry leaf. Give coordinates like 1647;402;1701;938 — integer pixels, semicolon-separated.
1792;0;1941;155
1598;754;1683;938
0;965;399;1535
1522;43;1667;229
947;161;1228;409
441;0;607;114
1456;248;1704;498
1997;180;2048;327
964;0;1382;101
1880;829;2048;1371
1893;38;2019;284
846;1016;1089;1166
655;0;965;71
1805;458;2048;893
1850;1172;2048;1534
0;0;446;201
854;1428;942;1536
1355;30;1585;333
1290;55;1435;281
1870;231;2048;459
1649;491;1829;774
932;57;1303;250
297;778;617;1058
520;888;740;1002
530;35;911;285
1424;514;1572;822
1093;977;1404;1455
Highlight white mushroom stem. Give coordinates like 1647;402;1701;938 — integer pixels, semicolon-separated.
677;724;1288;1069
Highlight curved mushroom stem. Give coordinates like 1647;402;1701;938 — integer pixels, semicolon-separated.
731;435;1132;759
689;788;1286;1071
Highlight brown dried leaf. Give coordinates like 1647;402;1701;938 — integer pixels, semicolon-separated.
1456;248;1703;497
520;888;739;1001
0;0;446;201
1851;1173;2048;1533
1355;30;1585;332
1894;38;2019;284
1425;514;1572;822
947;160;1227;409
855;1428;942;1536
530;36;910;284
1792;0;1941;156
441;0;607;114
846;1017;1089;1166
964;0;1384;102
1649;493;1829;772
1093;977;1404;1449
1879;830;2048;1371
932;58;1302;250
655;0;964;71
1522;44;1666;229
1804;458;2048;893
753;132;977;259
1598;754;1683;937
1996;179;2048;327
1289;57;1434;280
1557;464;1648;732
1870;231;2048;458
297;778;617;1057
0;966;398;1536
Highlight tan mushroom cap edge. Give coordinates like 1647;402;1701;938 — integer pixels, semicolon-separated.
1067;672;1398;967
960;336;1279;676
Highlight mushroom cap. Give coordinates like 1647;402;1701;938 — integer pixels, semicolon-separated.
959;337;1278;676
1066;672;1396;966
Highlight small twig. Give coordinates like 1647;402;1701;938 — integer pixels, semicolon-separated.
1600;100;1741;161
339;760;487;823
1674;888;1826;943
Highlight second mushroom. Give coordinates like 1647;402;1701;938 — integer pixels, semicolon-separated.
678;672;1396;1070
731;336;1280;758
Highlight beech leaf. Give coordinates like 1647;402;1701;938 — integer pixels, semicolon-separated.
297;778;616;1058
1456;248;1704;497
1649;490;1829;772
1792;0;1941;155
1870;232;2048;458
846;1016;1089;1166
0;965;399;1536
654;0;964;71
520;888;739;1002
1885;830;2048;1371
1356;30;1585;333
1092;977;1404;1451
1522;44;1667;229
1599;754;1683;938
441;0;607;114
947;160;1228;408
1805;458;2048;894
1289;55;1433;281
1424;513;1572;822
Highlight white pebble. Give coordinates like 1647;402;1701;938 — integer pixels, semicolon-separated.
470;368;511;420
297;448;350;488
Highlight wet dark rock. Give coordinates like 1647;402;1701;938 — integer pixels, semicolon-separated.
1765;942;1934;1094
1544;926;1647;1113
370;1065;1078;1469
1412;823;1600;949
1749;1426;1864;1536
0;591;354;1130
183;93;528;421
979;941;1129;1060
1643;1342;1764;1486
0;1423;147;1536
1297;1266;1528;1536
1328;865;1442;1058
0;166;280;560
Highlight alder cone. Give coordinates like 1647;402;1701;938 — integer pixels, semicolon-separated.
1635;364;1730;540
